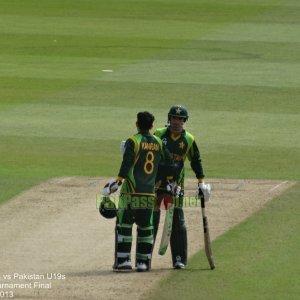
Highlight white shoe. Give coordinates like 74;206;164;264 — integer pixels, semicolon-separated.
174;261;185;269
113;260;132;272
136;262;148;272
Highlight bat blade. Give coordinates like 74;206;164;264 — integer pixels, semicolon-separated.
202;215;215;269
158;203;174;255
201;196;215;270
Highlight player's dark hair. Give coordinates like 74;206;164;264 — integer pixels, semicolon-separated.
137;111;155;131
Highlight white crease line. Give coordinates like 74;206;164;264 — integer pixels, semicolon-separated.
269;181;288;193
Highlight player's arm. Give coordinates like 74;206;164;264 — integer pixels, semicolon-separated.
187;140;211;202
187;140;205;182
102;138;135;196
118;138;136;180
156;145;174;180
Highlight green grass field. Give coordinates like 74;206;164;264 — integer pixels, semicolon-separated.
0;0;299;298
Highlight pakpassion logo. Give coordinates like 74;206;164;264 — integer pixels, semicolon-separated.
96;193;201;210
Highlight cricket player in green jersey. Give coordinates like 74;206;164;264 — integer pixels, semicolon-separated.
153;104;211;269
102;111;171;272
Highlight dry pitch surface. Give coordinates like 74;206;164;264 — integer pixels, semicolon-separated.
0;177;294;300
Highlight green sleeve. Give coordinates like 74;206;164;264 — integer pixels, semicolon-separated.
187;140;205;179
154;127;167;139
118;138;136;179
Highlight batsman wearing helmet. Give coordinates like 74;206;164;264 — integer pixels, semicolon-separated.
153;104;211;269
102;111;172;272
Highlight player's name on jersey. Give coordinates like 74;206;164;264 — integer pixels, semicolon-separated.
141;142;160;151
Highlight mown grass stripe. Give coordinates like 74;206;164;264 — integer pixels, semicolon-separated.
100;60;300;88
1;104;299;148
202;22;300;43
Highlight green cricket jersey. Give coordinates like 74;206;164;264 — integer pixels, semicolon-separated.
154;127;205;187
118;132;165;196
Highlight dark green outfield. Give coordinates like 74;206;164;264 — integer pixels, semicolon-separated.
0;1;299;297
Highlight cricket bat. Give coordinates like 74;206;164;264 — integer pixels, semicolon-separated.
200;195;215;270
158;195;174;255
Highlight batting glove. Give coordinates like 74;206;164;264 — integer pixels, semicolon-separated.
103;179;122;196
166;181;181;197
198;182;211;202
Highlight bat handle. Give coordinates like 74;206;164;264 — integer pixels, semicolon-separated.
200;196;206;216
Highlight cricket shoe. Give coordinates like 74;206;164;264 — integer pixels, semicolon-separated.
136;262;148;272
113;260;132;272
174;261;185;269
